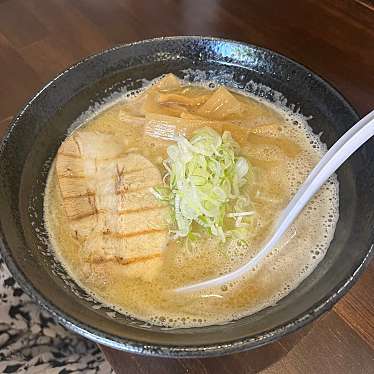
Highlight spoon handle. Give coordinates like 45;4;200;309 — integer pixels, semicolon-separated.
176;110;374;292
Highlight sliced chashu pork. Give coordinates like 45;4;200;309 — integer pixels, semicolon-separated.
55;131;169;276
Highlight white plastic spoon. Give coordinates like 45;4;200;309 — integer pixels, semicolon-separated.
176;109;374;293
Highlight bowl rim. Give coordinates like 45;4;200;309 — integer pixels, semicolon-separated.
0;35;372;357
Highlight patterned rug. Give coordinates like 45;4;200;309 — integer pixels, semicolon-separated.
0;257;113;373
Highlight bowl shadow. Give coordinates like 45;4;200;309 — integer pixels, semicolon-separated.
101;323;313;373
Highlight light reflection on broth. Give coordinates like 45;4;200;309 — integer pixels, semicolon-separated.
44;74;338;328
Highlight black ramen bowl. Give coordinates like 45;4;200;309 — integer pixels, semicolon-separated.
0;36;372;357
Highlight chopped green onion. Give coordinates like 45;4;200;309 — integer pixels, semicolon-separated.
152;127;254;241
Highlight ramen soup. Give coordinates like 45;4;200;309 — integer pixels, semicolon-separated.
44;74;338;328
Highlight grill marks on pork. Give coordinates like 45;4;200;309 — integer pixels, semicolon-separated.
55;131;169;272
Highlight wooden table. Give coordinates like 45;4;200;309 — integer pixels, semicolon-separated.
0;0;373;372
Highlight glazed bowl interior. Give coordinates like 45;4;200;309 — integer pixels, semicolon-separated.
0;37;373;357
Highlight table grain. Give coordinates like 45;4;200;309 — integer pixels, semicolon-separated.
0;0;373;373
